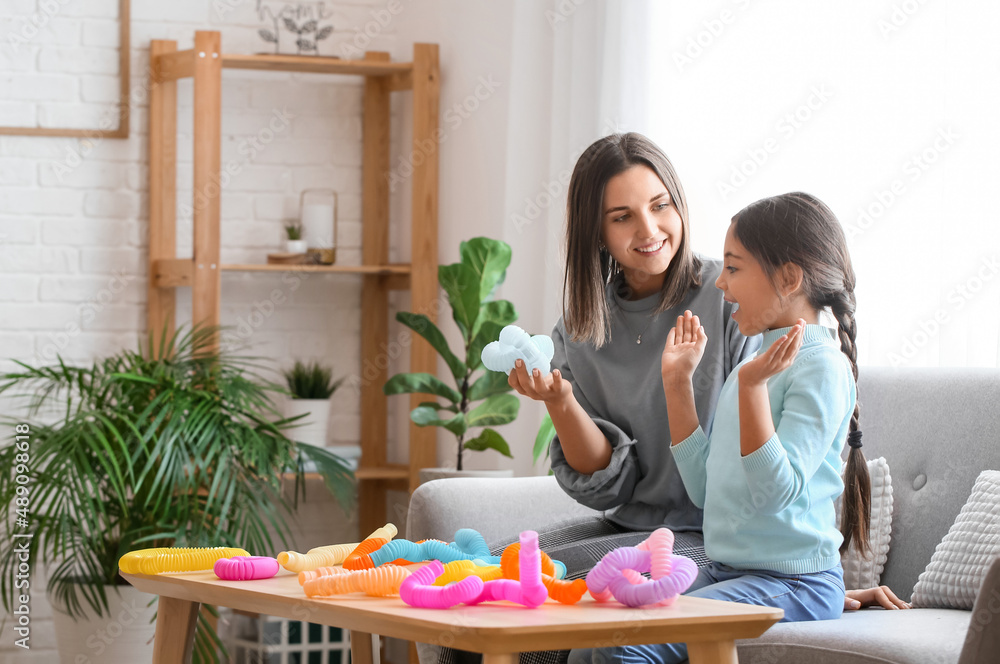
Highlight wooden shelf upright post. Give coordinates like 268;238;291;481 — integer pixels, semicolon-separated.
191;31;223;342
407;43;441;490
359;50;393;532
147;39;179;350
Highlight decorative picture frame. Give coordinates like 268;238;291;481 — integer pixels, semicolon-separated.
0;0;131;138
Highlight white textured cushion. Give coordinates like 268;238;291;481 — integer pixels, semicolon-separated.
911;469;1000;609
836;456;893;589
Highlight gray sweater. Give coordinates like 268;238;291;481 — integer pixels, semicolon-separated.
549;257;761;532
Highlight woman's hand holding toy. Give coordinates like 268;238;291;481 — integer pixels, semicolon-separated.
481;325;554;376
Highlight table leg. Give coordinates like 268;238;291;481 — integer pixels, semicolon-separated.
687;639;738;664
351;630;375;664
152;596;200;663
482;655;516;664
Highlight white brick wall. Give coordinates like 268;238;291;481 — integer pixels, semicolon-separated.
0;0;401;659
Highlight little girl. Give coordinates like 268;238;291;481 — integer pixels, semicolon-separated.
570;192;872;664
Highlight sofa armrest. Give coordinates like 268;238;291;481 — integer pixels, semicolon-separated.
958;555;1000;664
406;475;600;544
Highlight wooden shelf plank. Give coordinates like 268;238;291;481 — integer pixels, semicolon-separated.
355;465;410;480
220;263;409;274
223;54;411;76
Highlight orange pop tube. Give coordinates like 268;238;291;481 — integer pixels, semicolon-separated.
342;523;400;570
342;537;389;571
541;576;589;604
118;547;250;575
501;543;587;605
298;565;350;586
303;565;411;598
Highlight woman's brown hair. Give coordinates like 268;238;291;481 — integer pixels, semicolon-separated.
732;192;871;555
563;133;702;346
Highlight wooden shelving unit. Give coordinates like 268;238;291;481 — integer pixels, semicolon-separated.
146;31;440;534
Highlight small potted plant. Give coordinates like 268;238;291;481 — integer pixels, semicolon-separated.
283;360;345;447
384;237;521;481
284;221;307;254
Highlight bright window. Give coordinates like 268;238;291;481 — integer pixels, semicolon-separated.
646;1;1000;367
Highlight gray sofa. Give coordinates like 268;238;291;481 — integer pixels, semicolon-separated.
407;367;1000;664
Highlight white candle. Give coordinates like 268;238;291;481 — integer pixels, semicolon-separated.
301;203;334;247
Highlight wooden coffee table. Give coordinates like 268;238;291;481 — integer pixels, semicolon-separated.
122;569;782;664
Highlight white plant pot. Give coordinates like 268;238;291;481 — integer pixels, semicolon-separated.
284;398;331;446
285;239;308;254
51;584;157;664
418;467;514;484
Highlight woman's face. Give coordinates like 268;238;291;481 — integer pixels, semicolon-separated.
600;165;683;299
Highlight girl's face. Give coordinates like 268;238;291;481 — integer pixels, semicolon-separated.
716;223;801;336
600;165;683;299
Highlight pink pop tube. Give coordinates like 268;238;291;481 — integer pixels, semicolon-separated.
469;530;547;607
213;556;280;581
399;560;485;608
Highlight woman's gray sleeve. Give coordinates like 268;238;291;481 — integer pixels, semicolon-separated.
547;324;641;511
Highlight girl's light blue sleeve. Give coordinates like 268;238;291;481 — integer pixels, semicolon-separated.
668;427;709;508
739;348;856;514
548;324;640;511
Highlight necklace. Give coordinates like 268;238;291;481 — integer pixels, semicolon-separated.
621;311;659;345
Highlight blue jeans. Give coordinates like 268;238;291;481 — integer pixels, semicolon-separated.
568;562;846;664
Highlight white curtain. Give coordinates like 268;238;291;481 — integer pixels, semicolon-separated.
501;0;654;337
496;0;654;475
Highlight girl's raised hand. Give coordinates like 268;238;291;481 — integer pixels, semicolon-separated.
739;319;805;386
661;311;708;386
508;359;572;405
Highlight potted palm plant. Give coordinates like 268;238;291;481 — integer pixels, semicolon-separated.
0;326;353;663
282;360;345;447
384;237;521;481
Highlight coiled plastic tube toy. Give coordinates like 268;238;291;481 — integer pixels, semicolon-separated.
341;524;401;570
118;547;250;575
469;531;547;607
303;565;412;598
214;556;280;581
452;529;491;560
585;528;697;607
369;538;469;567
278;543;359;573
400;560;485;608
433;560;503;585
500;542;585;604
298;565;350;586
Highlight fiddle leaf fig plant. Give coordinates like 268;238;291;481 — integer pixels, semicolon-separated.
384;237;519;471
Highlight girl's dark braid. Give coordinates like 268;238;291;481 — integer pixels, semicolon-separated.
828;287;870;555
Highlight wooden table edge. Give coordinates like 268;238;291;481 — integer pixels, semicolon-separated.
122;572;783;664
